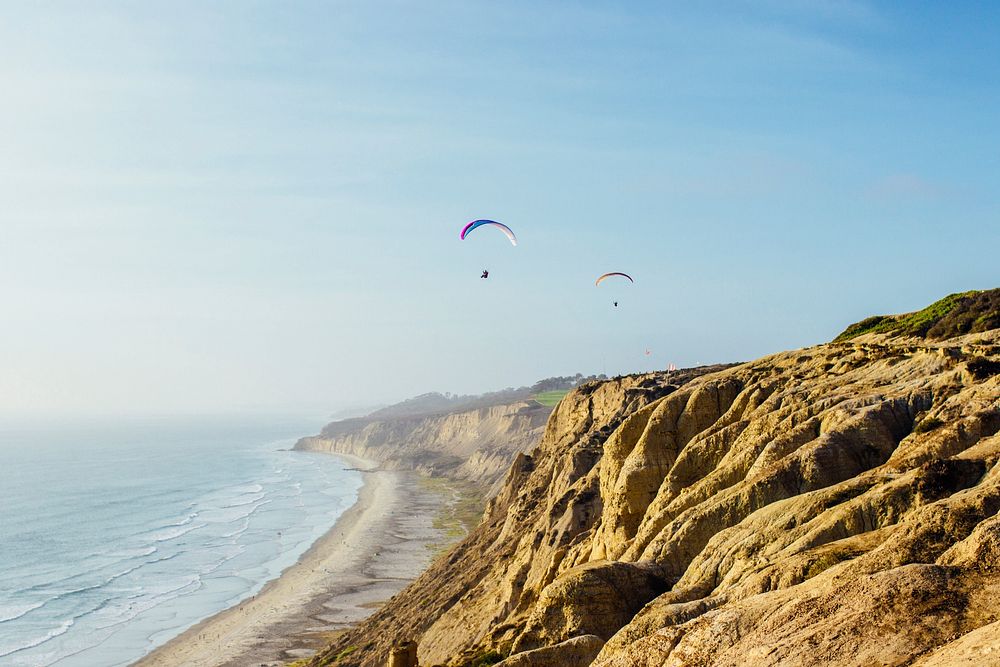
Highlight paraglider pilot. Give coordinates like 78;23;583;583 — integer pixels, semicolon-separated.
481;269;489;279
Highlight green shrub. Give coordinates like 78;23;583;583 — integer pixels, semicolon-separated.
834;290;999;342
468;650;504;666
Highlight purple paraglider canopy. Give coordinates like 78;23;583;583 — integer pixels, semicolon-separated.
460;220;517;246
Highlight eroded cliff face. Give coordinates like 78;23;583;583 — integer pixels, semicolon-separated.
309;295;1000;667
306;367;729;666
296;401;552;491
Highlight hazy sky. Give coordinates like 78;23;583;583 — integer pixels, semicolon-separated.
1;1;998;417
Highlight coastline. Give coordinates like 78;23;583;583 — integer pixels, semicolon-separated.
134;452;448;667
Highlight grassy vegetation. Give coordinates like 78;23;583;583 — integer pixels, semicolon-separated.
532;389;570;407
834;315;894;342
467;650;505;666
834;290;999;342
302;644;357;666
418;476;487;556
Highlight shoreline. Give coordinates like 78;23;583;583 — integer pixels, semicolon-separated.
134;452;446;667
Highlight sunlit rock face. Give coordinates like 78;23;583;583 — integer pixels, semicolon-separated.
297;400;552;493
308;291;1000;667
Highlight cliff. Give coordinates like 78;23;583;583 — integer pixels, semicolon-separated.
295;400;553;492
308;289;1000;667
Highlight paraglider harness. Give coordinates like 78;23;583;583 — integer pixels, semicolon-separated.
481;270;489;279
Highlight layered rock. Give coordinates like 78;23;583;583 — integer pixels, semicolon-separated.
307;367;728;666
308;290;1000;667
296;400;552;491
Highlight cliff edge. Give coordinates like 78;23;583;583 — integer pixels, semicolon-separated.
294;376;605;491
309;289;1000;667
295;400;552;492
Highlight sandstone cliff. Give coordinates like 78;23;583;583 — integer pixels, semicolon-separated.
308;289;1000;667
295;400;553;491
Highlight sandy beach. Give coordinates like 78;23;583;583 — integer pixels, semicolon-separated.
134;453;448;667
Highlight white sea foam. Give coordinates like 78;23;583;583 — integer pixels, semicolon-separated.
14;561;149;623
197;545;245;577
231;483;263;495
90;575;202;632
0;424;358;667
0;601;46;624
220;492;267;508
144;522;207;543
106;546;158;560
162;512;199;528
220;517;251;539
0;618;74;658
199;499;272;525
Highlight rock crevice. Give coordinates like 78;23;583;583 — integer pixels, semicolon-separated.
307;293;1000;667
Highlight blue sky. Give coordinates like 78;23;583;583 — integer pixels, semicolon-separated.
1;1;997;416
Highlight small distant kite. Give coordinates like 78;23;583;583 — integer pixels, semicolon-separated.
460;220;517;246
645;349;652;356
595;272;634;286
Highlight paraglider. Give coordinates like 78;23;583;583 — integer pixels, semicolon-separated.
460;220;517;246
595;272;634;286
462;220;515;279
596;272;633;307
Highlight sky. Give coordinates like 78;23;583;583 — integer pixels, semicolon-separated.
0;1;998;418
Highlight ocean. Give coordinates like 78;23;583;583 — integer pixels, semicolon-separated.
0;416;362;667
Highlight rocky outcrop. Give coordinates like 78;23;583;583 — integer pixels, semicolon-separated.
496;635;604;667
296;401;552;491
308;289;1000;667
307;367;728;666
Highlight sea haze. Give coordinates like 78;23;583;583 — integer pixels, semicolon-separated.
0;415;362;666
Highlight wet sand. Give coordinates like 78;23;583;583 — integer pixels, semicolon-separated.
134;454;447;666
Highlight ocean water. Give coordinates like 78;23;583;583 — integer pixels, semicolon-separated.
0;416;362;667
